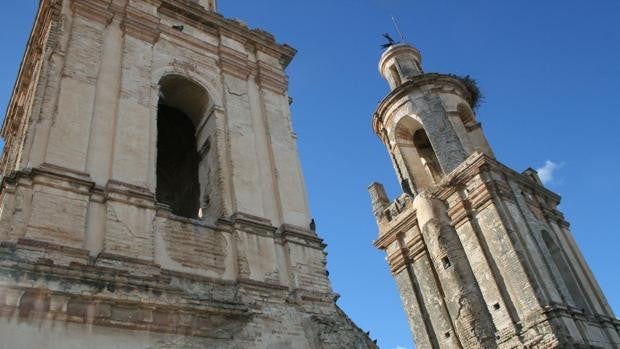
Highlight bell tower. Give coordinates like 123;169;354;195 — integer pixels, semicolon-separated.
0;1;376;348
370;42;620;348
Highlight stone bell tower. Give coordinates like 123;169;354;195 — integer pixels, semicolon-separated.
0;1;376;348
369;42;620;348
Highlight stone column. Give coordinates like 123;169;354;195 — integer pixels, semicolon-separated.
414;193;497;348
84;14;123;257
86;15;123;185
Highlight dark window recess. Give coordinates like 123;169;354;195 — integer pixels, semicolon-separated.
442;256;451;269
401;179;413;196
493;303;501;310
413;129;442;183
444;332;451;339
384;209;392;222
156;104;201;218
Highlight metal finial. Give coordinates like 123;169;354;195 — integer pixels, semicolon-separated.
391;15;407;43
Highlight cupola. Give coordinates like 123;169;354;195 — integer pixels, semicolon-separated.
379;43;423;90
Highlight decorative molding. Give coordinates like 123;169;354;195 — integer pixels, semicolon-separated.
0;244;252;338
157;0;295;68
257;61;288;94
374;207;417;250
70;0;114;25
373;73;472;136
0;0;60;174
218;45;250;80
122;5;161;43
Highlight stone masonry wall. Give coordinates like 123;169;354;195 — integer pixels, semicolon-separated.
374;153;620;348
0;0;377;348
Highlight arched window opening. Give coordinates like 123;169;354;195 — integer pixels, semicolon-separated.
413;129;442;183
156;75;208;219
393;117;442;193
541;230;588;312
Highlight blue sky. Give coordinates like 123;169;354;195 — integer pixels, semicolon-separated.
2;1;619;349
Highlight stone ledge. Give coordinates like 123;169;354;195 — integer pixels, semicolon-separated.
0;287;252;339
373;73;473;136
158;0;296;67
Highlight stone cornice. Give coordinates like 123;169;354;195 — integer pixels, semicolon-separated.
122;4;161;43
166;27;218;53
428;152;562;205
279;223;326;249
71;0;114;25
1;0;59;139
374;207;417;250
0;241;252;338
374;153;564;251
378;44;421;75
0;236;341;337
407;235;426;260
230;212;276;234
0;164;93;193
257;61;289;94
383;234;427;274
372;73;473;137
386;248;409;274
158;0;296;68
219;45;251;79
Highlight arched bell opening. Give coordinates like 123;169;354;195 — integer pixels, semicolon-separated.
413;129;442;185
156;75;209;219
392;116;443;194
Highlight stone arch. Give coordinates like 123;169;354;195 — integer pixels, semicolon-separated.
158;75;210;127
150;64;223;112
413;129;442;184
389;111;424;145
148;62;227;219
392;115;442;193
155;75;209;218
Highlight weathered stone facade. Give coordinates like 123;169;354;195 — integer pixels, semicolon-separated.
0;0;377;348
370;43;620;348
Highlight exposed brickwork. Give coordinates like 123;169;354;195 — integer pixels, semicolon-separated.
157;217;226;274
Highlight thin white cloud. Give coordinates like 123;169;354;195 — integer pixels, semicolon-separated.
536;160;564;185
393;346;408;349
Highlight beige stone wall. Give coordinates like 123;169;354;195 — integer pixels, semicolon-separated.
3;0;310;230
0;1;376;348
0;0;315;267
373;153;620;348
0;236;376;349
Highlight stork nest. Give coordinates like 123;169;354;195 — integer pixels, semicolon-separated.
449;74;483;110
